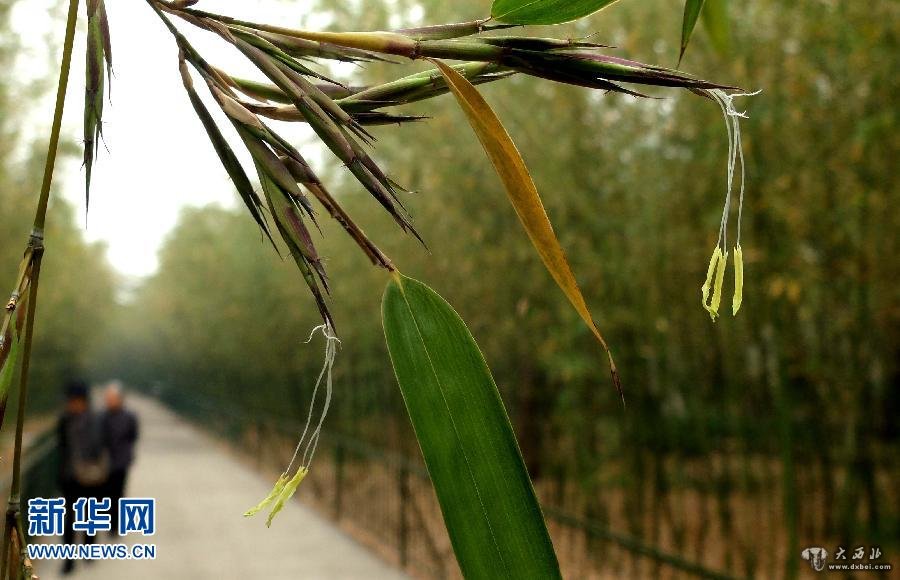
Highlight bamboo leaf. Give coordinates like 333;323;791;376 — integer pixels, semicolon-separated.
679;0;706;65
491;0;620;25
382;273;561;579
433;59;621;399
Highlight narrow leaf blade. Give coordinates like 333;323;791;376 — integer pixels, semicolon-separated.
679;0;707;65
382;273;561;579
491;0;619;25
433;59;621;397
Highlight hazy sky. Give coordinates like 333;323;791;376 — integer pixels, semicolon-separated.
10;0;337;278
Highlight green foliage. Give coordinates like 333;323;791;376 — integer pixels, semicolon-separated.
491;0;620;25
383;273;560;578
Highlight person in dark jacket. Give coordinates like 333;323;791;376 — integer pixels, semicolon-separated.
57;380;107;575
101;382;139;535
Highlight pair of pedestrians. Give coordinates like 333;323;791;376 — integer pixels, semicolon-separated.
56;381;139;575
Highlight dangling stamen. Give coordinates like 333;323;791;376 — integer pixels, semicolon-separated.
286;323;339;474
701;89;759;319
244;323;340;525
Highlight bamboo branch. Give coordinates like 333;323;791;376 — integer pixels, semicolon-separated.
34;0;81;233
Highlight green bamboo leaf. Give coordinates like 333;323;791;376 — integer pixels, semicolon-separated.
679;0;706;65
432;59;622;400
702;0;731;55
382;273;561;579
491;0;620;25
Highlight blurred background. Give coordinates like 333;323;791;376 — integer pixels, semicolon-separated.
1;0;897;578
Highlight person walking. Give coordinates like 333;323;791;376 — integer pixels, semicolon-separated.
101;382;139;535
57;380;109;575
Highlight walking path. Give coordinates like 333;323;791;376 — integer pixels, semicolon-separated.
36;395;408;580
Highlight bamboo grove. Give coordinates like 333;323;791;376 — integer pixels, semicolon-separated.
1;0;897;577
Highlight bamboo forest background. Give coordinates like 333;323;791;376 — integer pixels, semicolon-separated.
3;0;898;577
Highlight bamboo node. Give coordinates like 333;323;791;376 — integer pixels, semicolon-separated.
5;292;19;312
28;228;44;250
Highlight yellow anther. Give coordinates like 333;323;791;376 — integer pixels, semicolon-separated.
709;250;728;320
701;247;721;311
701;247;723;320
244;473;289;517
732;245;744;316
266;467;309;527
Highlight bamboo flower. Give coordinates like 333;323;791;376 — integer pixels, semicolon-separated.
246;324;339;527
147;0;750;330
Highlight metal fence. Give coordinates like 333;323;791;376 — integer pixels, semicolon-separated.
156;387;739;579
0;427;60;538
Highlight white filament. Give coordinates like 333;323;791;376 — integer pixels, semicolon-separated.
707;89;760;249
286;323;340;474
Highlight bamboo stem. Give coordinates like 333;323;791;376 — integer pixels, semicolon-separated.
34;0;81;233
0;250;42;580
8;252;43;518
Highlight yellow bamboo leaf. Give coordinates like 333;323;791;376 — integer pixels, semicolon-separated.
432;59;621;401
